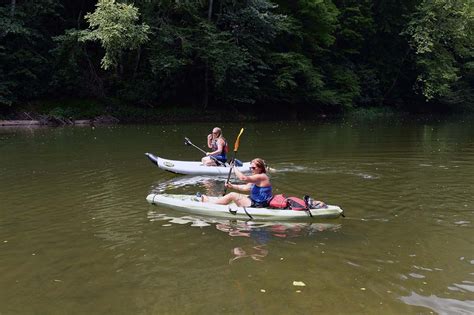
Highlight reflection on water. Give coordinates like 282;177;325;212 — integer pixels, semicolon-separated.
400;292;474;314
229;245;268;263
147;210;341;263
150;175;224;196
2;121;474;314
274;162;381;180
147;211;341;239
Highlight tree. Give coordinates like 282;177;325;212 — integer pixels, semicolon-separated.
404;0;473;104
79;0;150;71
0;0;60;106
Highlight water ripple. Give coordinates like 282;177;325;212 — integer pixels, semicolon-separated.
400;292;474;314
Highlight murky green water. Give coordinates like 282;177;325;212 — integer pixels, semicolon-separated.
1;120;473;314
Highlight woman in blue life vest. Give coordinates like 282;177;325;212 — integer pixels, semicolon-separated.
202;127;228;166
201;158;272;207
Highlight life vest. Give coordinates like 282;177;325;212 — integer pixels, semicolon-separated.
212;139;229;154
250;185;273;204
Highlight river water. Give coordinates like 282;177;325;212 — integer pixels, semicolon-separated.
1;120;473;314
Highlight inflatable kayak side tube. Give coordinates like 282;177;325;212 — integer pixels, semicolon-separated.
145;153;159;166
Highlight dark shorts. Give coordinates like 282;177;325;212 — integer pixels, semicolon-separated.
212;155;227;163
249;197;269;208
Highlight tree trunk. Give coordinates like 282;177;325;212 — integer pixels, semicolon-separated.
203;67;209;109
383;48;410;101
10;0;16;17
208;0;214;21
83;48;105;98
203;0;214;109
133;47;141;78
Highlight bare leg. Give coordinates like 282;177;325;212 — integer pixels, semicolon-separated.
202;192;251;207
201;156;217;166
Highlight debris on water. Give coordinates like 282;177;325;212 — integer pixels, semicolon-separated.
296;290;301;293
190;220;211;227
260;289;266;293
162;224;172;227
169;218;191;224
293;281;306;287
361;288;366;291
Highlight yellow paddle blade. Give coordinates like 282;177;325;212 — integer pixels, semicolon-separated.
233;128;244;152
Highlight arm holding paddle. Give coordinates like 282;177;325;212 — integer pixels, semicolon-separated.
201;157;273;209
225;181;252;192
206;138;225;156
202;127;228;166
223;128;245;195
231;166;266;183
184;136;225;166
224;166;261;192
206;133;213;148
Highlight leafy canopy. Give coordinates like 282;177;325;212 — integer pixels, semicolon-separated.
79;0;150;70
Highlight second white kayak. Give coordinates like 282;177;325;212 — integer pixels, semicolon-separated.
145;153;251;175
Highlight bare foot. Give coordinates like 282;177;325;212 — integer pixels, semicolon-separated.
201;194;209;202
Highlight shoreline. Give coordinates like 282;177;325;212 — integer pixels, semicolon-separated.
0;119;92;127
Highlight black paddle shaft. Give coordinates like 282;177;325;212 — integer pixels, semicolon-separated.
184;137;225;166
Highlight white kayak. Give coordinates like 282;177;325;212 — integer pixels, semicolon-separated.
146;193;344;220
145;153;251;176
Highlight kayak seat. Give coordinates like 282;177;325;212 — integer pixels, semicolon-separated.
193;192;203;202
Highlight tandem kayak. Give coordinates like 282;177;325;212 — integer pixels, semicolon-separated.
146;193;344;220
145;153;251;176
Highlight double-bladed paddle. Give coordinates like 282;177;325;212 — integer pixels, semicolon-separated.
184;137;225;166
223;128;244;196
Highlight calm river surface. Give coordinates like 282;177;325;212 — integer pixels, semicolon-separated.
1;120;473;314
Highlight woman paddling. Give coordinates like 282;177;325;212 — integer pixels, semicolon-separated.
202;127;228;166
201;158;272;207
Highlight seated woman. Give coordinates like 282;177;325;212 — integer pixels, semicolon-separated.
202;127;228;166
202;158;272;207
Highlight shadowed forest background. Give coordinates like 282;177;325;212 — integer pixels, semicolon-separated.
0;0;472;121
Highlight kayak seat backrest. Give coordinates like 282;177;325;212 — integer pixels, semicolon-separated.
286;197;308;211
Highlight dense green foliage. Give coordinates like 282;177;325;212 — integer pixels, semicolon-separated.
1;0;472;117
